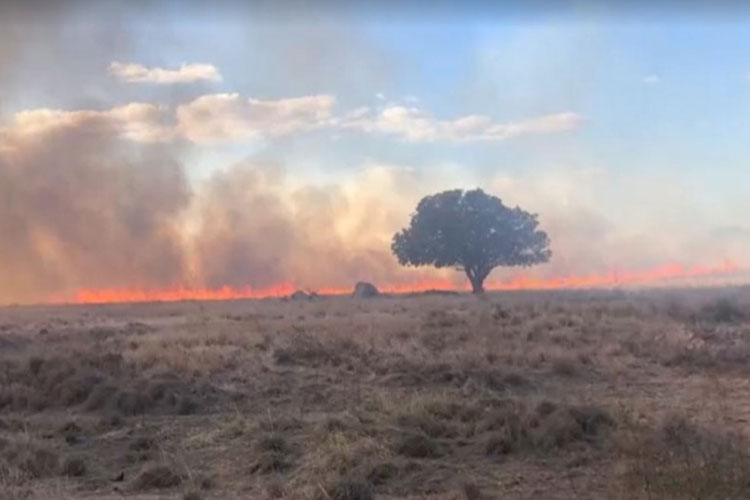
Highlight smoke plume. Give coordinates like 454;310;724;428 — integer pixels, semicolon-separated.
0;3;747;304
0;111;190;304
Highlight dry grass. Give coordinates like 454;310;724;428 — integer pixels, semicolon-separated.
0;287;749;498
616;416;750;499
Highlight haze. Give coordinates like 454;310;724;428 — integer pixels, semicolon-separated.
1;1;749;304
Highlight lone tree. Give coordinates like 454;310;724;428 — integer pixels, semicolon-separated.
392;189;551;294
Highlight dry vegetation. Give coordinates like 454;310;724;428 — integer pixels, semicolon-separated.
1;286;750;499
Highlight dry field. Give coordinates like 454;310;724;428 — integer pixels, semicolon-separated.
1;287;750;500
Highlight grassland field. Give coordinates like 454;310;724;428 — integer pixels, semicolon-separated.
1;286;750;500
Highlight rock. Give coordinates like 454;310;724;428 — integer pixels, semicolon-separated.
352;282;379;298
289;290;310;301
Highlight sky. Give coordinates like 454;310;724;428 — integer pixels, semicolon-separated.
0;1;749;304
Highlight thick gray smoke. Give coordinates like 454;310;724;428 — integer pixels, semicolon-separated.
0;113;442;303
191;165;296;289
0;114;190;304
189;162;431;292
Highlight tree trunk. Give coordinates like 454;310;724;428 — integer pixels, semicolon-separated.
466;268;486;294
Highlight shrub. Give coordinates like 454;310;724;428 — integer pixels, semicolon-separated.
477;400;614;454
321;477;374;500
395;433;442;458
696;297;746;323
251;434;292;474
366;461;398;485
61;456;86;477
132;464;182;490
256;434;288;453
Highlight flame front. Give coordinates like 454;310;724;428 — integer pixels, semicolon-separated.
56;260;742;305
485;260;740;290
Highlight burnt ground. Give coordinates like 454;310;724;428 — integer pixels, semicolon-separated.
1;287;750;499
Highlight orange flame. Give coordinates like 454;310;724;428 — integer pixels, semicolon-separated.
485;259;741;290
53;260;742;305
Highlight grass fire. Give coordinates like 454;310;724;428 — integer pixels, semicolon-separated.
1;2;750;499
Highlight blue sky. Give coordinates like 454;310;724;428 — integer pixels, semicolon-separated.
5;9;750;184
96;15;750;185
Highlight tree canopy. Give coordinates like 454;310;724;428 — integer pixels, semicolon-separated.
391;189;551;293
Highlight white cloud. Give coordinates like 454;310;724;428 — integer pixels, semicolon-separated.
340;105;582;142
1;103;173;144
105;103;175;141
642;74;661;85
176;93;336;144
1;94;338;146
109;61;222;84
1;94;581;146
